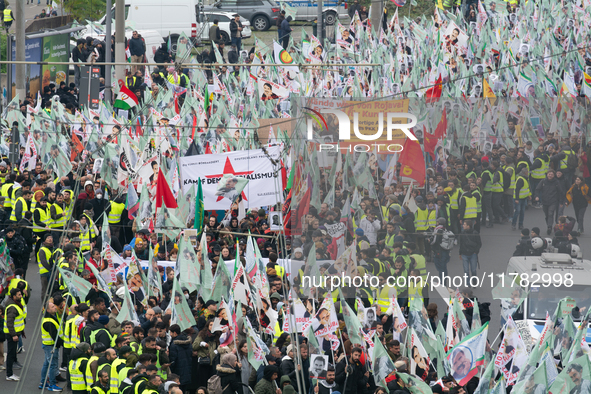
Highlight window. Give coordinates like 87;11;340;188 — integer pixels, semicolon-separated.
236;0;264;5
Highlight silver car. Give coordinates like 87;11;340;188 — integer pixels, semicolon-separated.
202;0;281;31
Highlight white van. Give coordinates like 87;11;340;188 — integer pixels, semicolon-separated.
100;0;199;49
506;247;591;349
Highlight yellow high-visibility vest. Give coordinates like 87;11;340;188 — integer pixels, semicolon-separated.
514;176;531;199
50;203;66;229
34;206;51;232
110;358;127;393
462;196;477;219
1;182;13;208
491;171;504;193
69;356;89;391
414;208;429;231
107;202;125;224
37;246;53;274
531;157;548;179
9;197;29;222
41;316;60;345
3;9;13;22
85;355;99;390
3;303;25;334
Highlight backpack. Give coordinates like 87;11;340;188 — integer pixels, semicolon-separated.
207;374;229;394
440;229;455;250
567;151;579;170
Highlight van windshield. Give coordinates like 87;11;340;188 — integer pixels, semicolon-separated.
527;285;591;321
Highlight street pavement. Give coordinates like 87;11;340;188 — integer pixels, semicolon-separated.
6;203;591;393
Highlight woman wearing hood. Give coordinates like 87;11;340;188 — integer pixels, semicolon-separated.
216;351;243;394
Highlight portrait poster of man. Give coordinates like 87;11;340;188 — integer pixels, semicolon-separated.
364;307;377;330
446;323;488;386
310;354;329;379
215;174;249;204
268;211;283;231
443;22;468;54
410;329;431;381
258;78;289;101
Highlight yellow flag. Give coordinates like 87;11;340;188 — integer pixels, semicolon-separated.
483;78;496;105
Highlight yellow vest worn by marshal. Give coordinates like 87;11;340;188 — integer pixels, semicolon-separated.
80;213;97;252
50;203;66;229
448;189;460;209
531;156;548;179
514;176;531;199
3;303;25;334
376;285;397;313
414;207;430;231
85;355;100;391
37;246;53;274
107;202;125;224
64;315;80;349
427;209;437;228
110;358;127;393
462;195;478;219
9;196;29;222
410;254;427;279
41;315;63;345
34;206;51;232
69;356;89;391
491;170;504;193
1;182;13;208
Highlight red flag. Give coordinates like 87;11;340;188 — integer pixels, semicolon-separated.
398;138;426;186
434;109;447;140
71;132;84;161
423;126;438;160
155;168;178;211
425;75;442;104
424;110;447;159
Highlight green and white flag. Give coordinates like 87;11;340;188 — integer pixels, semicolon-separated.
58;266;92;302
116;283;140;325
171;273;197;331
373;332;396;388
177;235;201;293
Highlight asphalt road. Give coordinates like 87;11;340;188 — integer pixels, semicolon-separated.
7;203;591;393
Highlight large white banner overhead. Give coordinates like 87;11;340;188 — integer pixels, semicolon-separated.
180;146;283;210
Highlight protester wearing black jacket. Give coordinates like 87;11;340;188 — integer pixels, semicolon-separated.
335;348;368;394
216;353;243;394
169;325;193;391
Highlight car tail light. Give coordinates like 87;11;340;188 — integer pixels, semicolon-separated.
191;23;197;37
272;7;280;12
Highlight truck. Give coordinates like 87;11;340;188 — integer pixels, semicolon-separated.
506;242;591;350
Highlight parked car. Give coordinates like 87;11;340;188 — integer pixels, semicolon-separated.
198;11;252;43
283;0;348;25
202;0;280;31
